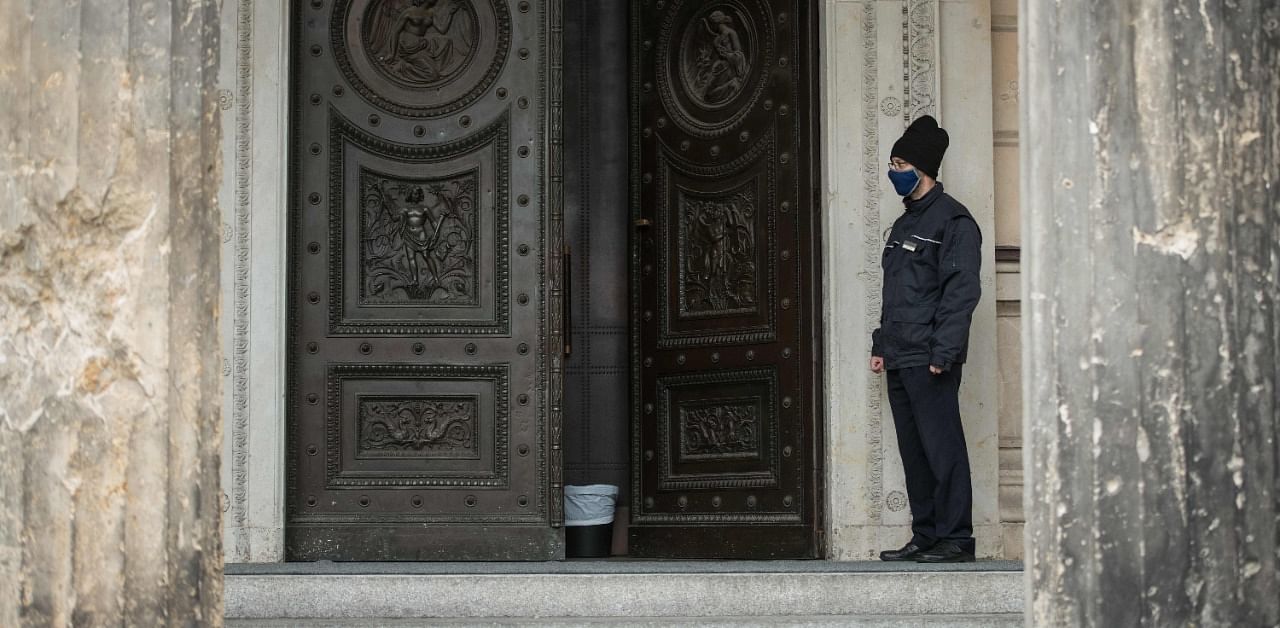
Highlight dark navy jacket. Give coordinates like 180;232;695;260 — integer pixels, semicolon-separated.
871;183;982;370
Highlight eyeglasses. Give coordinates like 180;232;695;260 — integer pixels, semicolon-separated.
887;161;911;171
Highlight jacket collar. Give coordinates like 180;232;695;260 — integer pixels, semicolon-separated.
903;181;945;214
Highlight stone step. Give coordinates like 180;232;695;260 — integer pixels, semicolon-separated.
226;562;1024;623
228;614;1022;627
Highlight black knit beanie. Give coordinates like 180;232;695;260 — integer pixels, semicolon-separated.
890;115;949;179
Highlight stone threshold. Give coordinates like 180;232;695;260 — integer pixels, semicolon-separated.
228;615;1024;627
226;559;1024;576
225;562;1025;620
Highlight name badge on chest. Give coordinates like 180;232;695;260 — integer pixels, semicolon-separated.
902;240;919;252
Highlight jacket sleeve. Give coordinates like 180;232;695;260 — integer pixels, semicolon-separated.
871;326;883;357
930;217;982;370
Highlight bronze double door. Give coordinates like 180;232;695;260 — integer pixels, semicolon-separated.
286;0;821;561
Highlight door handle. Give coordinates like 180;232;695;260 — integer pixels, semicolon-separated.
563;245;572;357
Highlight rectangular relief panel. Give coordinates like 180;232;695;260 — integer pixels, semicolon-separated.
654;367;785;497
326;364;507;486
656;134;777;348
328;111;510;336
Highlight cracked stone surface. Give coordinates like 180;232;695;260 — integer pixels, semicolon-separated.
0;1;224;625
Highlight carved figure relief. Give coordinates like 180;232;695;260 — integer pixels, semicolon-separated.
655;0;772;138
679;7;752;109
359;396;477;454
679;189;757;316
360;169;478;305
363;0;478;88
333;0;510;118
680;400;759;459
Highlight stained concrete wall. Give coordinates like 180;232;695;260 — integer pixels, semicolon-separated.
0;1;224;624
1023;0;1279;624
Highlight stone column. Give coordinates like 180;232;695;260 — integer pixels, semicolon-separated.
1023;1;1278;625
0;1;223;625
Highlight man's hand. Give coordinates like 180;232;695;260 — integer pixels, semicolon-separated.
929;365;944;375
870;356;885;374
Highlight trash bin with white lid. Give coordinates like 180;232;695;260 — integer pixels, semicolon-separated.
563;484;618;558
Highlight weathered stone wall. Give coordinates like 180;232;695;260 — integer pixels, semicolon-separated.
0;1;223;625
1023;0;1279;625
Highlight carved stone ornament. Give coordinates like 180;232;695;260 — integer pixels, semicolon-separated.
886;490;907;512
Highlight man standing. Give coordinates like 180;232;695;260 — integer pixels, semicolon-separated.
871;115;982;563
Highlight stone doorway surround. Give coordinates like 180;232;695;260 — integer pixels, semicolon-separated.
217;0;1000;563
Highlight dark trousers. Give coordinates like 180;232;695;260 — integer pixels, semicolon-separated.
886;364;974;553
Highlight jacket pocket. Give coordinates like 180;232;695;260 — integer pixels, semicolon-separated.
887;305;935;324
887;305;935;352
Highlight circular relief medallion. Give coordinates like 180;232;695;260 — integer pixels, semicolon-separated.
657;0;773;138
334;0;511;118
363;0;480;89
886;490;907;512
678;6;754;109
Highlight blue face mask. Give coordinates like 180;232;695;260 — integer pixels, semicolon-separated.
887;168;921;196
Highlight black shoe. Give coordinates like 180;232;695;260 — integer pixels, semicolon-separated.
912;540;975;563
879;541;932;561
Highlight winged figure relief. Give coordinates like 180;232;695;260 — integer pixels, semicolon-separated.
365;0;476;86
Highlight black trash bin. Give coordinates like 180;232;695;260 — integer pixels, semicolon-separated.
564;484;618;558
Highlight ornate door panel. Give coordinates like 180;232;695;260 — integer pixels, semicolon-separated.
630;0;822;558
287;0;564;561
